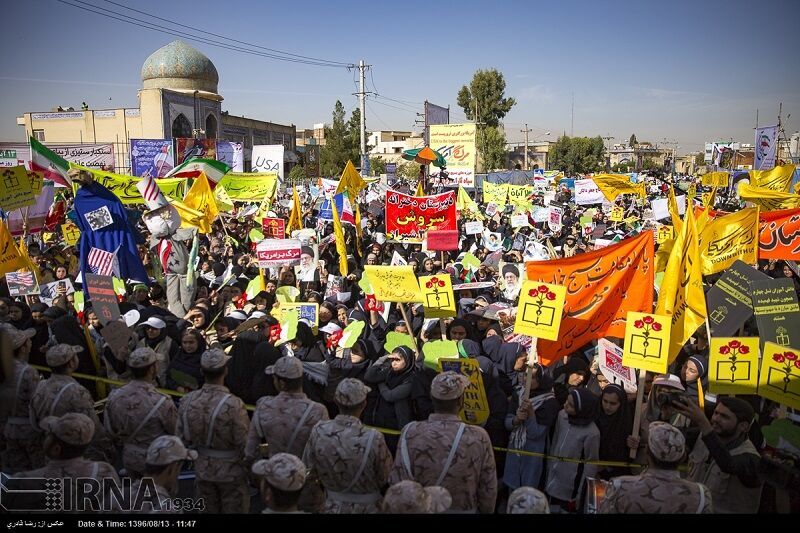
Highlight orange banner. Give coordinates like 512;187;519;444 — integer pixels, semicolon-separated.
759;208;800;260
525;232;655;365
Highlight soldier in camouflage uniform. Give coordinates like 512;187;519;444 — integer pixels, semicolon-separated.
599;421;713;514
390;371;497;514
2;327;43;473
302;378;392;513
11;413;119;512
246;356;328;512
128;435;198;514
30;344;112;462
177;348;250;513
507;487;550;514
380;481;453;514
104;347;177;477
252;453;308;514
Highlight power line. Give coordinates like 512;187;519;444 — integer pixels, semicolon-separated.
101;0;352;67
368;97;419;115
57;0;352;68
366;102;391;130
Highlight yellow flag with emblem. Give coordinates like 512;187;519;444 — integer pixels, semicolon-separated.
286;187;303;236
182;173;219;233
331;194;348;277
335;160;367;200
738;183;800;211
592;173;646;201
0;221;26;276
749;164;795;192
698;207;759;275
656;203;707;363
456;186;484;220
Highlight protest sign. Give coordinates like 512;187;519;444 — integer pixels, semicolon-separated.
261;217;285;239
364;265;423;303
84;274;120;325
622;312;671;374
758;342;800;410
439;357;490;425
513;281;566;341
597;338;636;392
6;271;39;296
709;337;760;395
419;275;456;319
751;278;800;350
256;239;302;268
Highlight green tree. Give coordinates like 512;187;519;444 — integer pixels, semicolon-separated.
549;135;606;176
320;101;365;177
641;157;658;171
287;164;307;184
694;152;705;166
478;126;508;171
457;69;516;127
398;161;421;179
629;134;638;148
369;156;386;176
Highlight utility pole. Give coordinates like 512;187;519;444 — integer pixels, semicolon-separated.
521;123;532;170
602;134;613;172
358;59;368;174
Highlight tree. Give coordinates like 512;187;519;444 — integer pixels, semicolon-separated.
641;157;658;171
320;100;365;177
398;161;421;180
628;134;638;148
287;164;307;184
457;69;516;127
548;135;606;176
478;126;508;172
694;152;705;166
368;156;386;176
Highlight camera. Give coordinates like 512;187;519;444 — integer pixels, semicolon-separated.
656;390;685;408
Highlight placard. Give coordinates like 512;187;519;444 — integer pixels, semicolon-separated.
513;281;566;341
439;357;490;425
256;239;302;268
759;342;800;410
622;312;670;374
751;278;800;350
84;274;120;324
709;337;760;395
261;217;285;239
419;275;456;319
364;265;423;303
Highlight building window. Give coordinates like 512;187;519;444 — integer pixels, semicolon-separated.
172;114;192;139
394;147;401;153
33;129;45;141
205;114;217;139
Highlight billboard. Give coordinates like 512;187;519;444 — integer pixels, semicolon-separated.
130;139;174;177
252;144;285;181
0;142;114;171
429;123;477;187
175;138;216;165
424;101;450;144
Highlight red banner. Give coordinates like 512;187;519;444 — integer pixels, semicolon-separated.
759;208;800;260
385;190;456;243
427;230;459;251
262;217;285;239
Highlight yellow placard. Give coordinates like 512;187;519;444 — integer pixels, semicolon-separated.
610;206;624;222
702;171;729;188
513;281;566;341
27;170;44;195
0;166;36;211
364;265;423;303
656;225;673;244
687;184;697;198
419;274;456;318
69;164;186;205
438;357;490;425
482;182;508;206
61;222;81;246
758;342;800;410
507;184;533;208
622;311;671;374
701;192;713;206
709;337;760;395
218;173;278;201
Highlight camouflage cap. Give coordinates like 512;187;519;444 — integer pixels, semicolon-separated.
128;347;157;368
507;487;550;514
2;326;36;350
381;480;432;513
201;348;230;370
45;344;82;367
145;435;198;466
430;371;469;400
40;413;95;446
334;378;371;407
265;356;303;379
648;421;686;462
251;453;306;492
424;486;452;514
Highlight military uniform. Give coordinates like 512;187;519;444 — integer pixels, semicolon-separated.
507;487;550;514
104;348;177;477
177;349;250;513
600;422;712;514
389;372;497;514
30;345;111;461
252;453;308;514
13;413;119;512
127;435;198;514
3;358;43;473
302;379;392;513
245;358;328;460
381;481;452;514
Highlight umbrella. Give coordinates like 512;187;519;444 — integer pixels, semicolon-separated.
402;146;447;168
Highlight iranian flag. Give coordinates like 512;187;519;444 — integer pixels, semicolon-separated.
163;157;229;185
29;137;71;187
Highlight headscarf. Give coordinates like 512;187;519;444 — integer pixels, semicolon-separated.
595;384;633;461
682;354;709;406
8;302;33;330
446;318;477;343
568;388;598;426
386;345;416;389
224;330;269;404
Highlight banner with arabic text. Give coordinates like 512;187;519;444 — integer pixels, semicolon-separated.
130;139;174;177
759;208;800;259
256;239;302;267
218;173;278;201
385;189;456;243
69;164;185;205
429;123;476;187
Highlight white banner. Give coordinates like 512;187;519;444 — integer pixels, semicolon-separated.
256;238;301;267
464;221;484;235
597;338;636;392
252;145;284;181
754;125;778;170
574;179;604;205
49;143;115;170
651;195;686;220
321;179;339;197
510;214;529;228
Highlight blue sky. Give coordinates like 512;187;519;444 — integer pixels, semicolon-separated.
1;0;798;154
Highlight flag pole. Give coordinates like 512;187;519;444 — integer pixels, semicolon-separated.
630;370;647;460
398;303;419;354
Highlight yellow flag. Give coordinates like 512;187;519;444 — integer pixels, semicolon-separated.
286;187;303;236
254;188;274;221
213;184;235;212
182;173;219;233
656;203;707;363
16;238;40;281
456;186;484;220
331;194;348;277
667;186;683;235
656;238;675;273
592;173;646;201
170;198;210;233
0;222;26;276
749;164;795;192
738;183;800;211
415;180;425;197
701;171;729;187
698;207;759;275
335;160;367;200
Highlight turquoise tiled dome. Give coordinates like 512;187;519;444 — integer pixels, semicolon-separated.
141;40;219;93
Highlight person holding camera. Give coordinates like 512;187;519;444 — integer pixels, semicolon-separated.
672;396;763;514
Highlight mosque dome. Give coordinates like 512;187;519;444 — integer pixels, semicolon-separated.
141;40;219;93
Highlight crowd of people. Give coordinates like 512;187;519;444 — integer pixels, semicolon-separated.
0;166;797;515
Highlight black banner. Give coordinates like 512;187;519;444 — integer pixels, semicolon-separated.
706;260;769;336
751;277;800;350
85;274;120;325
